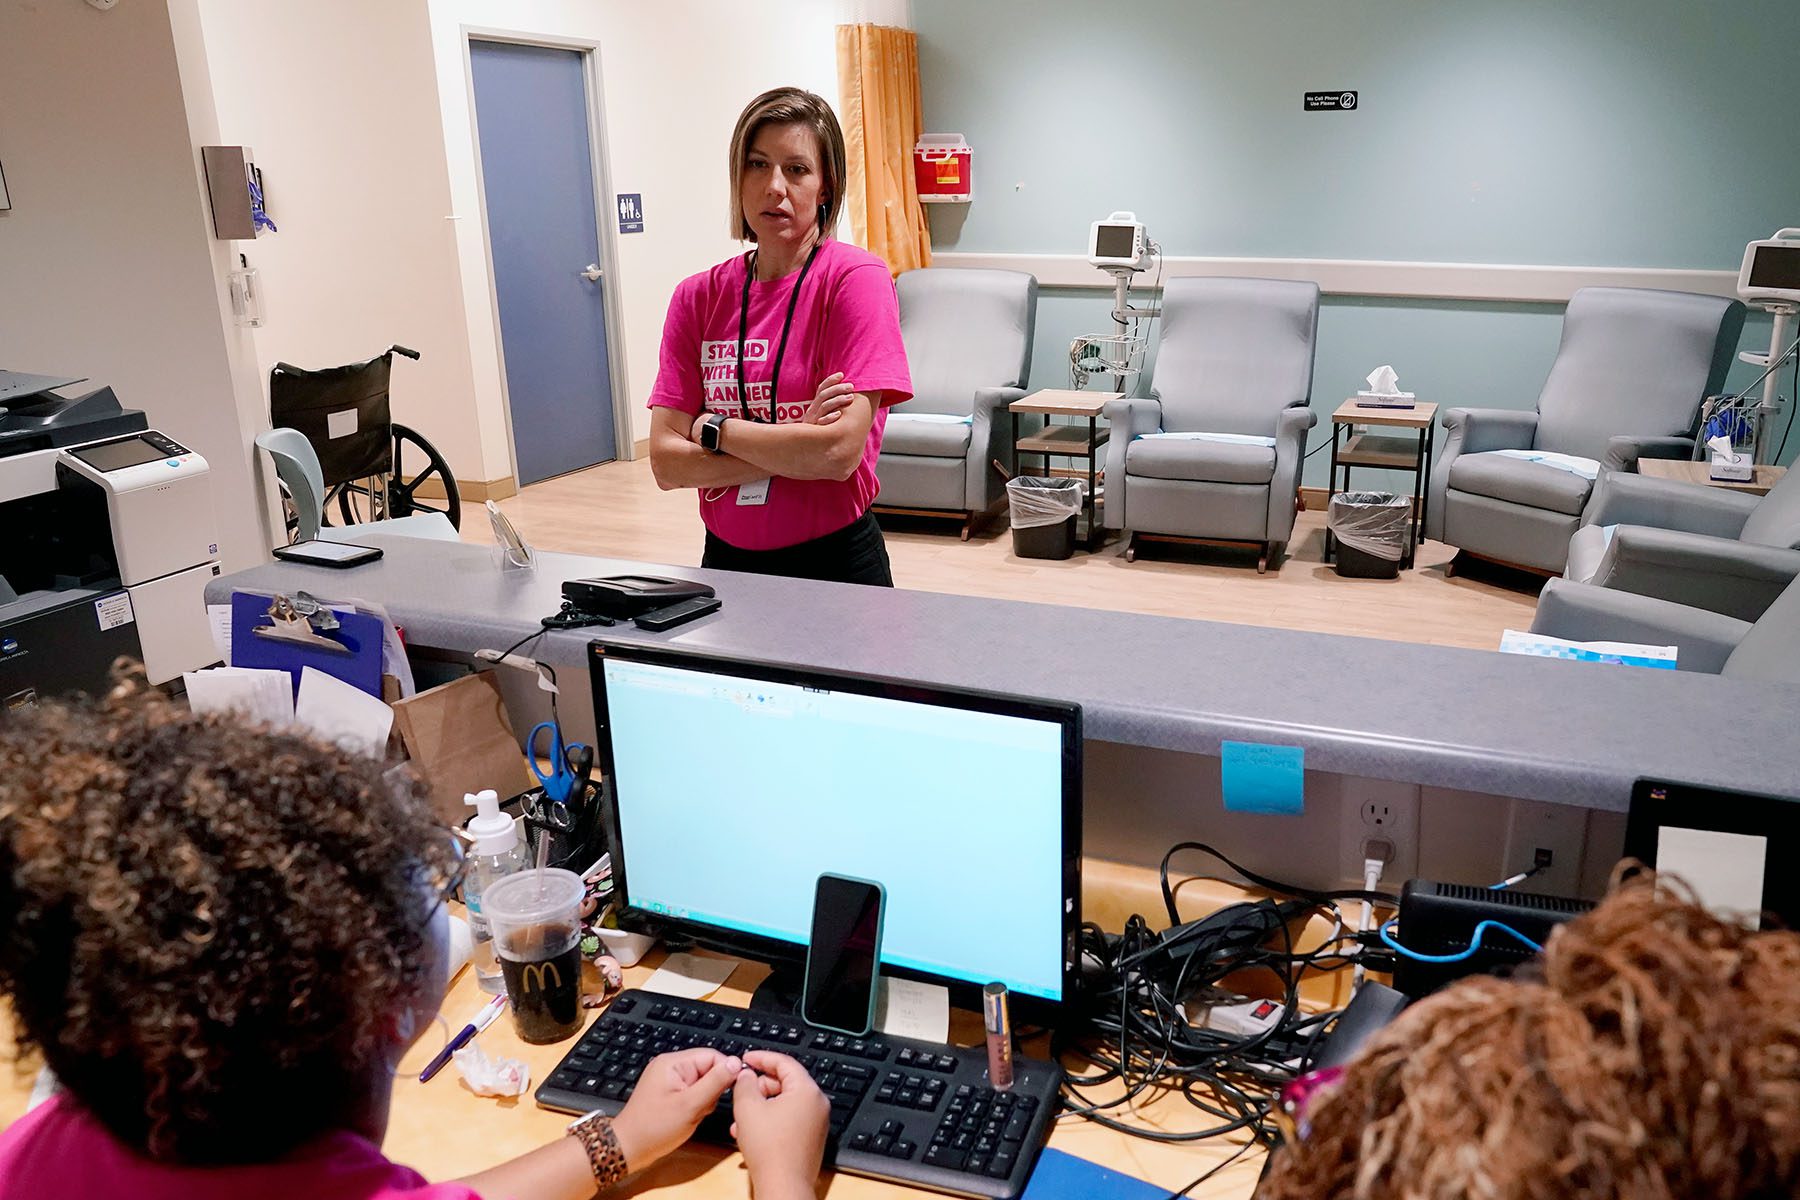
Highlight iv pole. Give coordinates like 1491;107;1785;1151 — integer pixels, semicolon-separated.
1746;227;1800;465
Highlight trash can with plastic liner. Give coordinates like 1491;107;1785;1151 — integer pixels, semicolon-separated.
1328;491;1411;578
1007;476;1083;560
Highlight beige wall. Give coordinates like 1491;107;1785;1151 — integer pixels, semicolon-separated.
0;0;271;569
427;0;849;471
2;0;868;524
195;0;489;486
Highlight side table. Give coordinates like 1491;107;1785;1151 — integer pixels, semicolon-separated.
1009;389;1120;549
1638;458;1787;497
1325;399;1438;569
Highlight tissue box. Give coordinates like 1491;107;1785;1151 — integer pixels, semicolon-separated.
1709;452;1754;483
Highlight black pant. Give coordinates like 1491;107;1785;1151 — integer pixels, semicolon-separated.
702;511;893;586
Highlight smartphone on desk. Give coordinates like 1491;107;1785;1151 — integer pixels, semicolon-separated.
801;873;885;1036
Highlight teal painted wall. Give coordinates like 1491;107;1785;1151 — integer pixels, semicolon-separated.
916;0;1800;480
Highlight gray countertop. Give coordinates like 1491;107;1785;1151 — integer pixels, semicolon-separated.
209;533;1800;811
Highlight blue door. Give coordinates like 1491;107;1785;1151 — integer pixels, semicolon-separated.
470;40;617;485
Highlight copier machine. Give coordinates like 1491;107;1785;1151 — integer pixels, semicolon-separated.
0;371;220;701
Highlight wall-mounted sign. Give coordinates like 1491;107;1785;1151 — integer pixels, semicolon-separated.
1304;91;1358;112
616;193;644;234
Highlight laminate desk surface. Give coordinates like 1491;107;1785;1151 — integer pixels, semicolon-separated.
207;534;1800;811
2;869;1306;1200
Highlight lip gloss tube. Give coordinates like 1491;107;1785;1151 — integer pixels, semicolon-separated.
983;982;1014;1091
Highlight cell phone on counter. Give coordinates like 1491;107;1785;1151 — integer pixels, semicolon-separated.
801;873;886;1035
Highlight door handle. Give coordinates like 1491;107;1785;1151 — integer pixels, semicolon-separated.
581;264;603;282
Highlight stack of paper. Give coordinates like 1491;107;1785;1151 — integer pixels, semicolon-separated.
183;665;395;758
183;667;294;727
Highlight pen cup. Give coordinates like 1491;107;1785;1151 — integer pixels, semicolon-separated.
482;868;586;1044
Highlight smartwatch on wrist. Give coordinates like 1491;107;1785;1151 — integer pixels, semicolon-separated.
698;413;727;455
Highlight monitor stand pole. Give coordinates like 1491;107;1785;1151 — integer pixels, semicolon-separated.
747;963;805;1017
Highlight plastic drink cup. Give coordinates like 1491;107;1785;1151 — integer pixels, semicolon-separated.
482;867;586;1043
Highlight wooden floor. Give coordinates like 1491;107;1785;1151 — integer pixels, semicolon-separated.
477;457;1544;651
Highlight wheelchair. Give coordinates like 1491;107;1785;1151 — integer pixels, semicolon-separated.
268;345;461;537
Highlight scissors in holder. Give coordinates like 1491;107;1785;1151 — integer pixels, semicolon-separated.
528;721;579;807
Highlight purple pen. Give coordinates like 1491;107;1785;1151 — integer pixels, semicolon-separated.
420;994;507;1082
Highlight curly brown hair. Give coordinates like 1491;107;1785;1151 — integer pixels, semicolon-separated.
1259;874;1800;1199
0;670;458;1164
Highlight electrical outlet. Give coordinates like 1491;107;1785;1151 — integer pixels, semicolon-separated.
1338;779;1419;888
1503;799;1587;895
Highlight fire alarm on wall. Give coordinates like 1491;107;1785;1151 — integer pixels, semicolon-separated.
87;0;120;10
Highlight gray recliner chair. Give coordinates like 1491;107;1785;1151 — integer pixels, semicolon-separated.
1530;573;1800;682
1427;287;1746;574
1102;277;1320;572
1564;467;1800;622
874;268;1036;538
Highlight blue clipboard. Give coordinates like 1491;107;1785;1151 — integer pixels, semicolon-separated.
229;591;385;698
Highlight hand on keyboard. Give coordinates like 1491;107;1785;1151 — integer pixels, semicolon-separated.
612;1048;745;1170
732;1050;830;1200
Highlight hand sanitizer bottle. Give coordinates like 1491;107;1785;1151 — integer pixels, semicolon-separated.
462;789;529;994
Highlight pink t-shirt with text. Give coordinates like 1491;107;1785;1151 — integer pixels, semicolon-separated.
0;1092;483;1200
648;239;913;551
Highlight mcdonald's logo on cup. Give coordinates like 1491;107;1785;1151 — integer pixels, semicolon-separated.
518;959;563;994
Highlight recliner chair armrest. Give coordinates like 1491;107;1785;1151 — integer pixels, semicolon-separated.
967;386;1029;511
1426;408;1540;542
1529;578;1747;673
1580;469;1758;536
972;386;1027;418
1274;404;1318;442
1102;396;1163;530
1593;526;1800;622
1603;434;1694;473
1265;405;1318;548
1439;407;1539;453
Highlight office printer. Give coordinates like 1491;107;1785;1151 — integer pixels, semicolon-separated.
0;372;220;701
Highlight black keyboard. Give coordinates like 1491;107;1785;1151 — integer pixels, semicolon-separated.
535;989;1063;1198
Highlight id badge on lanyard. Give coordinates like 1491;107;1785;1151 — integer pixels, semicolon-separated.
732;241;821;514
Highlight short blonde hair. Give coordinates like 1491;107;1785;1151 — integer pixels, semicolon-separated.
727;87;847;243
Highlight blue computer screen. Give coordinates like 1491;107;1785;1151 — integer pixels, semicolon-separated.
601;657;1069;1000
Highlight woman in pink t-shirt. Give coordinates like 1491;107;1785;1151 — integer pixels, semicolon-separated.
0;676;827;1200
648;87;913;586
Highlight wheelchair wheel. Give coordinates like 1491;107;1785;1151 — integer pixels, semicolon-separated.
335;424;462;530
275;478;302;544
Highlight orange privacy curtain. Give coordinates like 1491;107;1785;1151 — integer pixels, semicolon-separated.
836;23;931;275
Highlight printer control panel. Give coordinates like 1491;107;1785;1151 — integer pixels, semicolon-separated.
68;432;193;474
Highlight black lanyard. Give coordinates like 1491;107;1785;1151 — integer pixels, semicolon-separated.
736;239;823;424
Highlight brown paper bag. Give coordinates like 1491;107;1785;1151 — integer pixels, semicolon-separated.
390;671;535;826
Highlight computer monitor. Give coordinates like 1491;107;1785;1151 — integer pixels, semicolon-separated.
587;641;1083;1021
1624;778;1800;930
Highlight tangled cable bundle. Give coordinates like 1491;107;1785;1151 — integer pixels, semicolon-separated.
1259;876;1800;1200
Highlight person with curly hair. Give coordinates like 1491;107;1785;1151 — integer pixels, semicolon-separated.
0;675;829;1200
1259;875;1800;1200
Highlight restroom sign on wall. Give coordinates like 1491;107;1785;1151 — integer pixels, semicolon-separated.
617;193;644;234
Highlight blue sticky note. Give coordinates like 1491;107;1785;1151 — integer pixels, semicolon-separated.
1220;740;1305;815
